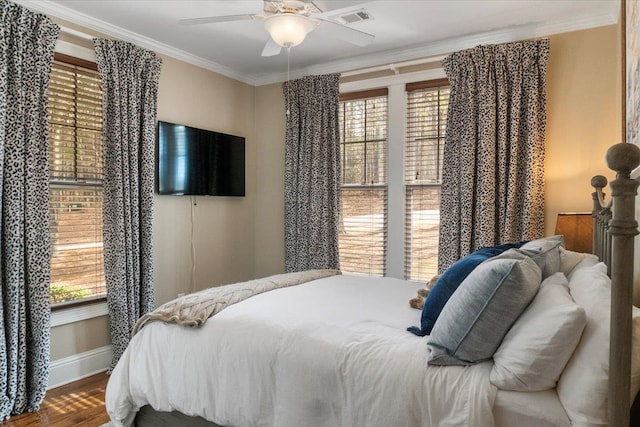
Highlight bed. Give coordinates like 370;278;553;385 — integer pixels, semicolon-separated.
105;142;640;427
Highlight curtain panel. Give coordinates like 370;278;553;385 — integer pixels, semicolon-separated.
94;39;162;370
283;73;341;272
438;39;550;271
0;0;58;420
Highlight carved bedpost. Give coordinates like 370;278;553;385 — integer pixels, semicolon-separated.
605;208;613;276
591;175;608;262
605;142;640;427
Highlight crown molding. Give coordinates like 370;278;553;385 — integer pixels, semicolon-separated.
13;0;260;85
14;0;618;87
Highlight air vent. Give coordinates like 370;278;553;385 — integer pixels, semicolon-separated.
330;9;372;25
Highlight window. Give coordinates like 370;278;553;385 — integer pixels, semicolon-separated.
48;53;105;306
338;89;388;276
404;79;450;281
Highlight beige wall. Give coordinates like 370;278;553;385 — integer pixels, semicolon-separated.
154;55;256;304
50;316;110;360
545;25;621;235
253;83;286;277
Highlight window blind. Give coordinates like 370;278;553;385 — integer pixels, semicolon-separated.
404;80;450;281
48;55;105;305
338;90;388;276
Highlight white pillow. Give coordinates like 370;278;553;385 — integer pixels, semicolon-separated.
557;262;640;425
565;252;599;282
559;247;586;276
490;272;586;391
520;235;564;279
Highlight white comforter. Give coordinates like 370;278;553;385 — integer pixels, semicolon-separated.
106;274;497;427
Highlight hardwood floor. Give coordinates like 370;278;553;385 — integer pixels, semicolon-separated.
0;373;110;427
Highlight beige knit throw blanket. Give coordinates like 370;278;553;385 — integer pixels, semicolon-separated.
132;269;341;335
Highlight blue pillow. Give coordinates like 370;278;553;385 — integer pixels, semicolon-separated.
427;249;542;365
407;242;526;337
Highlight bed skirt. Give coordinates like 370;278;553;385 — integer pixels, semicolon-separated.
135;405;222;427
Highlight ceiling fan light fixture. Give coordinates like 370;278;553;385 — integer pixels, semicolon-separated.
264;13;316;48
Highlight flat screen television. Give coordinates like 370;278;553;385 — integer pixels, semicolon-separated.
156;121;245;196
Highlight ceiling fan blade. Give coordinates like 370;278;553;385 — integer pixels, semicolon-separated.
309;1;324;13
316;18;374;46
179;14;254;26
261;37;282;57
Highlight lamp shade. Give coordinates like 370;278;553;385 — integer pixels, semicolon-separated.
554;212;593;253
263;14;316;47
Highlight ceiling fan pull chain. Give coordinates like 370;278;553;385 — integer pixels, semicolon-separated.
286;45;291;116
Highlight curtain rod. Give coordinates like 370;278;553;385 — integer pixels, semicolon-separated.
58;25;94;41
341;54;447;78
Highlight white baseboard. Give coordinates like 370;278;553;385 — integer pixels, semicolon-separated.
49;345;113;390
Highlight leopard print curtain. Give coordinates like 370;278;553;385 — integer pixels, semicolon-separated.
283;74;341;272
438;39;550;272
94;39;162;370
0;1;58;420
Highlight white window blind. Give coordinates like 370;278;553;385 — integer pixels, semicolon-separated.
48;54;105;306
338;89;388;276
404;79;450;281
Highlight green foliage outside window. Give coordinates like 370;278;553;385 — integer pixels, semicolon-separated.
50;284;91;304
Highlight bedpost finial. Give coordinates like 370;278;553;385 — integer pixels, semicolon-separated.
606;142;640;174
591;175;608;189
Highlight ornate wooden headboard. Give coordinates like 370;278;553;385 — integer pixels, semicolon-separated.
591;142;640;427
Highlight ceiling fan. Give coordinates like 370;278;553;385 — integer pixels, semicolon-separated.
179;0;375;57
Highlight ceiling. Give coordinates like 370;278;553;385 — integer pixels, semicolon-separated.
15;0;619;86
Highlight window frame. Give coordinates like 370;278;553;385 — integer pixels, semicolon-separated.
49;51;106;312
338;89;389;277
404;80;450;281
339;68;448;280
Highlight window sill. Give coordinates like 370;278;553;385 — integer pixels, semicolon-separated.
50;301;108;327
